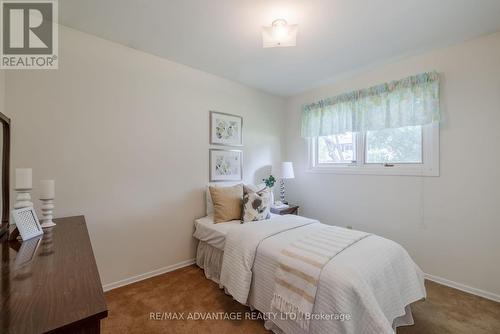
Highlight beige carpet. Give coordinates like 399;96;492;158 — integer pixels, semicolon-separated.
103;265;500;334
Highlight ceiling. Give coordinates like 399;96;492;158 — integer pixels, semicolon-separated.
59;0;500;96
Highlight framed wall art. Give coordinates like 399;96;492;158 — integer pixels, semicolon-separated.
209;149;242;182
210;111;243;146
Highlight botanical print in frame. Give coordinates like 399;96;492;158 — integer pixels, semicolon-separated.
209;149;243;182
210;111;243;146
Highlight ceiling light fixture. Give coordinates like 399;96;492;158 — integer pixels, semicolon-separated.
262;19;298;48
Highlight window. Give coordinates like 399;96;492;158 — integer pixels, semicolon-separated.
302;72;440;176
317;132;356;164
365;126;422;164
309;124;439;176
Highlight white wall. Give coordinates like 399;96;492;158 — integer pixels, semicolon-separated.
285;32;500;297
5;26;285;286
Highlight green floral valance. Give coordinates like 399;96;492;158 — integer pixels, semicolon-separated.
301;71;440;138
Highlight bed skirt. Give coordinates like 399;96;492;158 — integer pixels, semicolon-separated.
196;240;224;284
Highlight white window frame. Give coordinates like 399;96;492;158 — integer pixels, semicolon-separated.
308;124;439;176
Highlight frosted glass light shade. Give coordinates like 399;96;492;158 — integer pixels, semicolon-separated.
262;19;298;48
15;168;32;190
280;162;295;179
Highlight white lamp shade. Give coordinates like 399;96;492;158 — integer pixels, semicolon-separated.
15;168;32;189
40;180;55;199
280;162;295;179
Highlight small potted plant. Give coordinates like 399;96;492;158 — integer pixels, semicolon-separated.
262;175;276;205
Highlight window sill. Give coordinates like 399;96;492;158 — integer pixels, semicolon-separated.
307;165;439;177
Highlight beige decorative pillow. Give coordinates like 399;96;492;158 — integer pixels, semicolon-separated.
241;185;271;223
209;184;243;223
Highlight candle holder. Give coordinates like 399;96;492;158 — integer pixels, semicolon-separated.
14;168;33;209
14;188;33;209
40;198;56;228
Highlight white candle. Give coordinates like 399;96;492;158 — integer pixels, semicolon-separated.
15;168;32;189
40;180;55;199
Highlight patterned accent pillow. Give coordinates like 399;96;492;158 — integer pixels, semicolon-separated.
241;185;271;223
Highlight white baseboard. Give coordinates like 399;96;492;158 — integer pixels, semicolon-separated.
102;260;500;304
424;273;500;303
102;258;196;292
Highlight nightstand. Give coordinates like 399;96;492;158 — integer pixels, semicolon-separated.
271;205;299;215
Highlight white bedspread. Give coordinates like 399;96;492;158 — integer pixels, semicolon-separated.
193;213;281;250
220;215;426;334
220;215;318;304
193;215;241;250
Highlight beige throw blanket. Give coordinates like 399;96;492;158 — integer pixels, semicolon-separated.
271;225;370;330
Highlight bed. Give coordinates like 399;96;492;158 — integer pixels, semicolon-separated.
193;213;426;334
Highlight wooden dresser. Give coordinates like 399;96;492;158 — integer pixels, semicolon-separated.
1;216;108;333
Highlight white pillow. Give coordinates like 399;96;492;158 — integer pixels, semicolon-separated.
206;185;214;215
